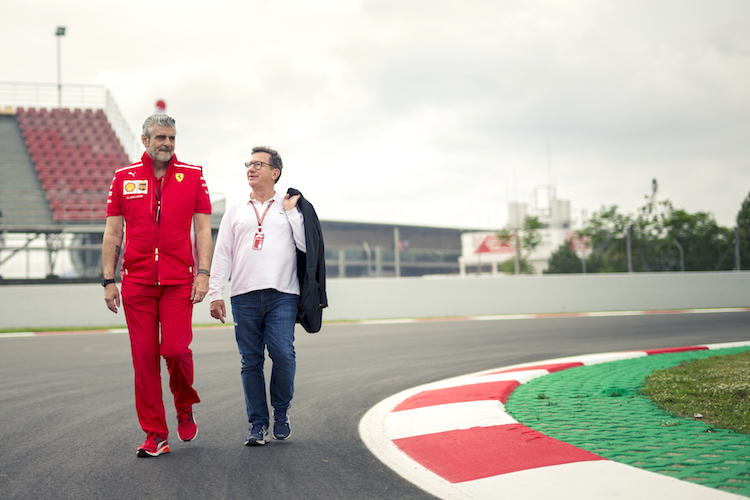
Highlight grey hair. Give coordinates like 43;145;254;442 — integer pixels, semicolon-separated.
252;146;283;184
142;114;176;139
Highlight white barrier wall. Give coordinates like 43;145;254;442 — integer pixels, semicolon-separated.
1;272;749;331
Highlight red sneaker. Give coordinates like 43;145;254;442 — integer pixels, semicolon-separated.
137;432;169;457
177;408;198;442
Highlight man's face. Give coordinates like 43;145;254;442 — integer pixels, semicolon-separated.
142;125;176;163
246;152;279;188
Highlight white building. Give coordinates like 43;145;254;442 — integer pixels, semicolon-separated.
459;191;590;275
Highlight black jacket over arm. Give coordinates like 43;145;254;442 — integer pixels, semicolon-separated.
287;188;327;333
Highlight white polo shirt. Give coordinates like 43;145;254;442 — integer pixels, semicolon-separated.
209;192;306;302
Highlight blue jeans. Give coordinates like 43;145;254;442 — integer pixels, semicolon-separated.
231;289;298;426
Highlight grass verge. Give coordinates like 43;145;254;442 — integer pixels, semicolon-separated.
642;350;750;434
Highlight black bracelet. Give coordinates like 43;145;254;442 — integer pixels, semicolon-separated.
197;269;210;276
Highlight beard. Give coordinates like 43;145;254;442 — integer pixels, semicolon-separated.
153;148;173;162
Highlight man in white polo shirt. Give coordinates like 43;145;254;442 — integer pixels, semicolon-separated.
208;146;305;445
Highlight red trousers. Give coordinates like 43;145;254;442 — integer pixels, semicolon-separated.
121;282;200;437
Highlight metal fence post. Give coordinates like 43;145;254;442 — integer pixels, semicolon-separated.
736;226;741;271
626;226;633;273
514;228;520;275
581;251;586;274
394;227;401;278
674;238;684;272
375;246;382;277
363;241;371;277
338;249;346;278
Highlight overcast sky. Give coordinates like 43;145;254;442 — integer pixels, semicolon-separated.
3;0;749;229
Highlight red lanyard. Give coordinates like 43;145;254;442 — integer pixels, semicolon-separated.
250;199;274;233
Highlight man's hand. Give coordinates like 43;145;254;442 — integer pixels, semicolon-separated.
210;299;226;323
104;284;120;313
283;193;301;211
191;273;209;304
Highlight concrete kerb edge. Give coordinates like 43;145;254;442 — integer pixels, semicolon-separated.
359;341;750;500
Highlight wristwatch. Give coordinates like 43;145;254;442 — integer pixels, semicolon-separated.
101;278;116;287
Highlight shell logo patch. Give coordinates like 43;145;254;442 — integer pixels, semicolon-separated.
175;173;184;182
124;179;148;195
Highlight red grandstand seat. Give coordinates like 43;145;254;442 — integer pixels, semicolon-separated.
73;207;96;220
98;168;115;179
45;160;62;171
41;178;61;191
59;208;76;221
63;177;77;187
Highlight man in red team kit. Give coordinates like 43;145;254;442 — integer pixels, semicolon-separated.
101;114;213;457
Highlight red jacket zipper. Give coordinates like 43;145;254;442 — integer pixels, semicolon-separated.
154;175;164;285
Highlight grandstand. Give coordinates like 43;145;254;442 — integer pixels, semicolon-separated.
0;83;139;229
14;107;127;223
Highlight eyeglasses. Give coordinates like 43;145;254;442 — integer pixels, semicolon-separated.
244;161;273;171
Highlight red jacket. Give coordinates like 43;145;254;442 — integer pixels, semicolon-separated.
107;152;211;285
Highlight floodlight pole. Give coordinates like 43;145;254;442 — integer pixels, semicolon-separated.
55;26;66;108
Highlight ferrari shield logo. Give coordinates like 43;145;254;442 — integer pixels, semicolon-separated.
175;173;184;182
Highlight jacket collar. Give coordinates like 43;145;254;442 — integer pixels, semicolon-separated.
140;151;179;181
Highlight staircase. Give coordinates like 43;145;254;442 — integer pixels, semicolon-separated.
0;114;53;228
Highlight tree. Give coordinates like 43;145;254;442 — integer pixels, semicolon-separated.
545;239;582;274
581;179;734;272
496;215;543;274
662;210;734;271
737;192;750;270
582;205;634;273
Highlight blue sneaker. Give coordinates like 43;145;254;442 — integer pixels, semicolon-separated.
273;408;292;441
244;423;269;446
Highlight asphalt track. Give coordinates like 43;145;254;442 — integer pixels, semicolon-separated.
1;310;749;499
